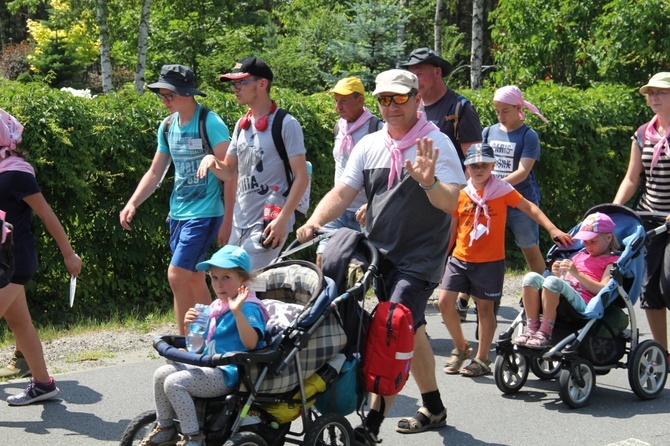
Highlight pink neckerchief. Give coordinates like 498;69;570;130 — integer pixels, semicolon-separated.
384;112;438;189
463;174;515;246
337;108;374;160
645;115;670;175
206;290;269;342
0;154;35;176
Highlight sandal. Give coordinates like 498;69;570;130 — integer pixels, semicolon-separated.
513;331;535;346
176;432;206;446
139;424;178;446
460;358;492;377
444;341;473;374
395;406;447;434
525;331;551;349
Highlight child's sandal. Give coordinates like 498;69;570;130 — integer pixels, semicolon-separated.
444;341;473;374
513;331;535;346
525;331;551;349
139;424;177;446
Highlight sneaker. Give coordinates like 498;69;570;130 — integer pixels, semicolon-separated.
456;298;469;322
0;350;32;378
7;378;59;406
354;425;380;446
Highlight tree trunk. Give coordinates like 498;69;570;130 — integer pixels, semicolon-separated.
96;0;113;93
434;0;443;54
135;0;152;95
470;0;484;89
396;0;408;67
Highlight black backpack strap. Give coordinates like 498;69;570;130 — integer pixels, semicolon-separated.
367;115;382;134
271;108;292;198
162;112;177;148
198;106;212;154
483;126;490;143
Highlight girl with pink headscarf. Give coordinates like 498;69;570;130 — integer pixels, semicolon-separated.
483;85;549;276
0;108;82;405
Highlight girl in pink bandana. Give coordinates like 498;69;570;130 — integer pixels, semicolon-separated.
614;72;670;363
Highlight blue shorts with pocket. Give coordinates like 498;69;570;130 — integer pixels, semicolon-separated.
507;205;539;248
169;216;222;271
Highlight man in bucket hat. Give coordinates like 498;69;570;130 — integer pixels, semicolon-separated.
297;69;466;443
120;64;233;335
196;57;308;270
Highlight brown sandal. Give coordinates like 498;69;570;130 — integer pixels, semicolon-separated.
139;424;178;446
395;406;447;434
444;341;473;374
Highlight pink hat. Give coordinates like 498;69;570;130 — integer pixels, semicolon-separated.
573;212;615;241
0;108;24;158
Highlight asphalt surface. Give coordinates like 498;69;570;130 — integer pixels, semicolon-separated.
1;294;669;446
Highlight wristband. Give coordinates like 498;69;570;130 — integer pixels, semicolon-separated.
419;176;440;191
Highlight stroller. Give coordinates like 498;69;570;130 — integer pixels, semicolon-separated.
120;234;379;446
494;204;669;408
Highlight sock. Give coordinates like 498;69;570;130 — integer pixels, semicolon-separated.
539;318;555;337
365;409;384;436
421;390;444;415
527;317;540;334
35;377;54;388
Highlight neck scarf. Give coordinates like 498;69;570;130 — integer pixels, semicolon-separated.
463;174;515;246
493;86;549;123
644;115;670;175
337;107;374;160
384;112;438;189
0;155;35;176
206;290;269;342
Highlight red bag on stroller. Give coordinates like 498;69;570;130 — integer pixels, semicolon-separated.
362;301;414;396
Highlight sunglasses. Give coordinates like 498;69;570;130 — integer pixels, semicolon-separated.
231;78;259;90
156;92;175;102
377;93;414;107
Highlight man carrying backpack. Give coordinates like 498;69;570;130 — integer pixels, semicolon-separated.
119;64;232;335
199;57;308;270
297;69;466;443
315;77;383;268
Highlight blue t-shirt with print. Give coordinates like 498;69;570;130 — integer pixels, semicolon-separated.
486;123;541;203
157;104;230;220
203;302;267;388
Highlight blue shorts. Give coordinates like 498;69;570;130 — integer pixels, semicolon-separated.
316;210;362;255
169;216;222;271
507;205;539;248
440;257;505;301
374;264;437;330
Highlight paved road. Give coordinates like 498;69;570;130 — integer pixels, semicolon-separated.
0;295;668;446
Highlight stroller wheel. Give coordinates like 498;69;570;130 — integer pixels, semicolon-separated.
304;412;354;446
494;350;529;394
120;410;160;446
628;339;668;400
224;431;269;446
559;360;595;408
529;356;561;380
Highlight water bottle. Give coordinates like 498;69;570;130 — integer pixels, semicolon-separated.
260;185;284;249
185;303;210;353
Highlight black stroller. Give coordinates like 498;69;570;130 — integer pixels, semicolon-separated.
120;234;378;446
494;204;669;408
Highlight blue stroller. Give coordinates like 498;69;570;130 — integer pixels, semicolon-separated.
120;235;379;446
494;204;669;408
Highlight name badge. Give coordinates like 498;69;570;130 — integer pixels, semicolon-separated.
189;138;203;150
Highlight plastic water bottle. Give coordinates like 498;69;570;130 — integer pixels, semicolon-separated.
185;303;210;353
260;185;284;249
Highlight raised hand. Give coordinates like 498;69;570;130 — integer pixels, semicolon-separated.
405;137;439;187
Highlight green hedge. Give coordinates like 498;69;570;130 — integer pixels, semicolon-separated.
0;79;649;327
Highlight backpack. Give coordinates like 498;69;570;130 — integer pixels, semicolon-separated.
271;108;311;219
0;210;14;289
332;115;383;139
362;301;414;396
445;94;470;163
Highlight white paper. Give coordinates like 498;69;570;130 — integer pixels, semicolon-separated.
69;276;77;308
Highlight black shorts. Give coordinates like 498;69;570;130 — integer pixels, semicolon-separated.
640;228;670;310
440;257;505;301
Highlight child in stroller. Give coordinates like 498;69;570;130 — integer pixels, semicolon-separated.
494;204;669;408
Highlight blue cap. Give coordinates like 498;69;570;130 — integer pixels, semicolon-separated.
196;245;251;273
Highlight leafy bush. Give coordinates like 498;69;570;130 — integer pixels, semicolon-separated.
0;79;648;327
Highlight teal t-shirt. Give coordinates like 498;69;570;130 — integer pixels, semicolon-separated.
157;104;230;220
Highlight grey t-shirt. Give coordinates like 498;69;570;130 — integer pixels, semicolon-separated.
340;128;466;283
228;112;306;229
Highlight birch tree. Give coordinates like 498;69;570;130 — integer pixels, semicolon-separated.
434;0;443;55
96;0;113;93
470;0;484;89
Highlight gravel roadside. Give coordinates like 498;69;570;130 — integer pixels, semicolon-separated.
0;274;525;377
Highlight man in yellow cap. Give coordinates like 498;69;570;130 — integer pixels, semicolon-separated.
315;77;383;267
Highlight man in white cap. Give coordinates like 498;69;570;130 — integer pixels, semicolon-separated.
315;77;383;267
297;69;465;443
119;64;232;335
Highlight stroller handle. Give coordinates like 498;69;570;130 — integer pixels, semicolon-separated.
638;211;670;243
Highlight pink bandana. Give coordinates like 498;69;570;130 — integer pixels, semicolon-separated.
493;86;548;123
0;108;24;155
384;112;438;189
0;155;35;176
644;115;670;176
206;290;269;342
463;175;515;246
337;107;374;160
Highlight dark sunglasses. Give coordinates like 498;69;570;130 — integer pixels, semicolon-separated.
377;93;414;107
